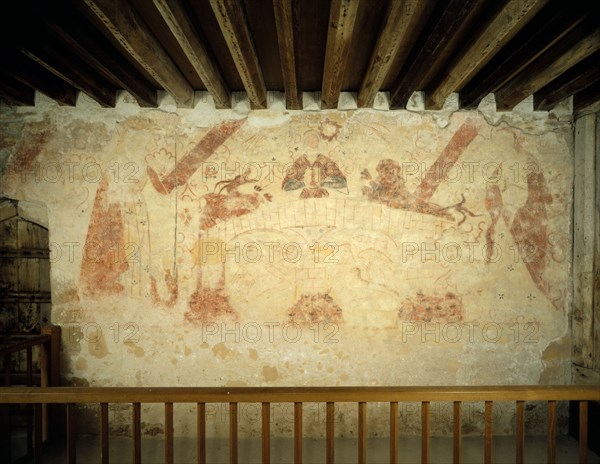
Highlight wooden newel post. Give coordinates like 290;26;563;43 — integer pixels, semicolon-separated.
41;325;61;387
41;325;62;441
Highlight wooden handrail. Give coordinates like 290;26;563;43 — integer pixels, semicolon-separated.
0;334;51;357
0;384;596;464
0;385;598;404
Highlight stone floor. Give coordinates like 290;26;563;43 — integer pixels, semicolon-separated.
9;432;600;463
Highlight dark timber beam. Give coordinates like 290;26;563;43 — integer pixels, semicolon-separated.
273;0;301;109
209;0;267;109
459;2;593;109
0;73;35;106
152;0;230;108
534;52;600;111
4;51;78;106
426;0;548;110
43;10;158;107
388;0;481;109
321;0;360;109
573;80;600;113
495;27;600;110
82;0;194;107
20;33;116;107
358;0;430;108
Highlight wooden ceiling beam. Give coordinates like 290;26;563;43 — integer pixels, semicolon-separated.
495;27;600;111
357;0;430;108
209;0;267;109
573;80;600;113
459;2;593;109
321;0;360;109
43;12;158;107
152;0;230;108
0;73;35;106
533;52;600;111
4;52;78;106
389;0;481;109
20;35;116;108
82;0;194;107
426;0;547;110
273;0;301;109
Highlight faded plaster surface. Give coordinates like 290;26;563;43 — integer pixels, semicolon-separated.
0;92;574;437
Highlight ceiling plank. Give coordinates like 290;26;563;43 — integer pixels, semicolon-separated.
4;51;78;106
534;52;600;111
82;0;194;107
357;0;429;108
425;0;548;110
573;80;600;112
459;2;593;109
321;0;360;109
273;0;301;109
20;36;116;108
43;11;158;107
388;0;482;109
495;28;600;111
209;0;267;109
152;0;230;108
0;73;35;106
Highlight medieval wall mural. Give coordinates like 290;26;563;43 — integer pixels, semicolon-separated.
0;94;573;436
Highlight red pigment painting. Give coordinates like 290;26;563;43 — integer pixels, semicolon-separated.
150;269;178;308
510;169;554;306
80;176;128;296
397;291;464;322
196;158;275;230
185;261;237;323
362;121;479;224
147;118;246;195
484;166;504;262
287;293;344;324
8;124;52;172
484;160;559;308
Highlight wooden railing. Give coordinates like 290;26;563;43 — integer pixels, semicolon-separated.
0;326;61;388
0;326;61;462
0;385;598;464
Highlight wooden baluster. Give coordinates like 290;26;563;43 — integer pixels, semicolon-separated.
198;403;206;464
548;400;556;464
27;347;33;454
2;354;11;464
358;402;367;464
67;403;76;464
41;326;61;387
100;403;109;464
4;354;10;386
453;401;461;464
485;401;493;464
294;402;303;464
34;403;43;464
41;326;60;441
421;402;429;464
27;347;33;385
390;402;398;464
1;404;10;464
40;340;48;441
516;401;524;464
262;402;270;464
133;403;141;464
327;402;335;464
579;401;588;464
230;403;238;464
165;403;174;464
